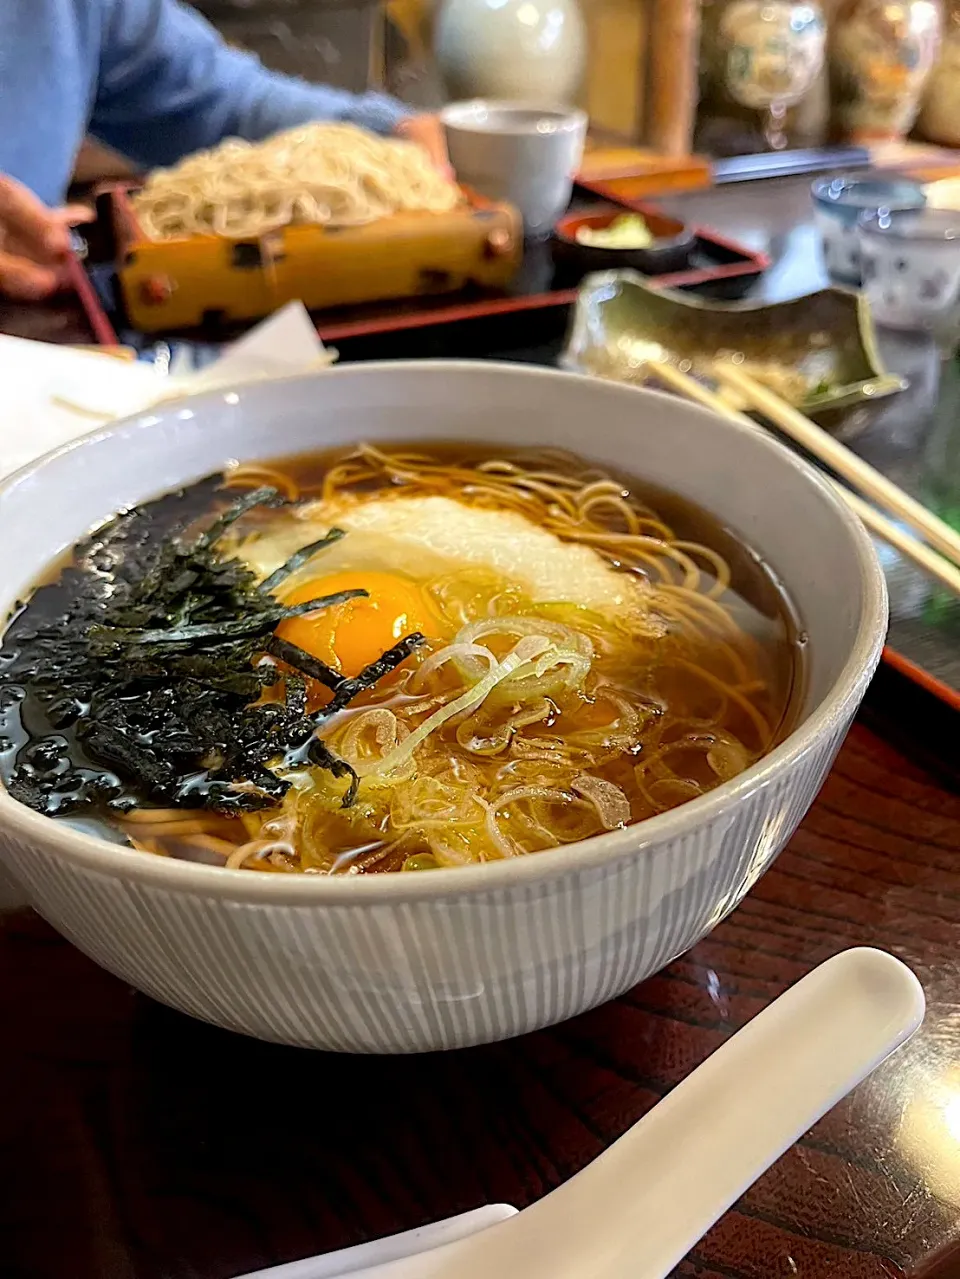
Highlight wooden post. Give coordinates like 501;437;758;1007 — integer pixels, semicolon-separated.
645;0;702;155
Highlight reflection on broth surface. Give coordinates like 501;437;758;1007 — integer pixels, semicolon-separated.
0;443;803;874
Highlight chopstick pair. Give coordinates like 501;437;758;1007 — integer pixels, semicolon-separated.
641;360;960;600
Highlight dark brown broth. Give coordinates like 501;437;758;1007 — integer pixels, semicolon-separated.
0;443;805;864
262;440;804;747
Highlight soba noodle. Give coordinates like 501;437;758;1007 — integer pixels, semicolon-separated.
132;122;461;241
109;445;798;874
0;443;800;875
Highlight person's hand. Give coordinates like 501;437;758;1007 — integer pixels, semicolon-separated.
395;114;454;181
0;175;94;301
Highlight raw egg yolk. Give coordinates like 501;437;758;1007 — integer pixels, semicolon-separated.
276;571;443;678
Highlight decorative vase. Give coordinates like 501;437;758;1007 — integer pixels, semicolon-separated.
917;0;960;145
721;2;825;107
829;0;942;142
699;1;826;151
434;0;586;104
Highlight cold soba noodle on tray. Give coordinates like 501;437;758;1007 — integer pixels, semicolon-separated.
0;443;803;875
132;122;461;241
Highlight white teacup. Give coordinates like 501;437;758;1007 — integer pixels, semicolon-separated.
858;206;960;344
441;100;587;238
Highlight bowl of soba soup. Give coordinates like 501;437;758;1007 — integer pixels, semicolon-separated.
0;362;885;1052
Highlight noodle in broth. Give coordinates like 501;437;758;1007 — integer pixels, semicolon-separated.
0;444;801;875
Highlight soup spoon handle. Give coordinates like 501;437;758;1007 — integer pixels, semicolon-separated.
347;947;924;1279
232;1205;519;1279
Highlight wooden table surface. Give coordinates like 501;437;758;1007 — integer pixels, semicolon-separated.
0;663;957;1279
2;211;960;1279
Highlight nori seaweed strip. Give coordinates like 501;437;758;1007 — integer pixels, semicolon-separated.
78;721;179;798
266;635;342;691
260;528;346;594
284;672;307;717
93;590;367;648
307;738;359;807
318;633;427;719
194;486;280;550
0;477;423;821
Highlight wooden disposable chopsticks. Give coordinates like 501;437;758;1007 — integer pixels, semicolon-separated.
712;361;960;571
639;360;960;600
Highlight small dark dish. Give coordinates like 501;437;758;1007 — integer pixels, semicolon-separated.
562;271;907;430
554;206;696;277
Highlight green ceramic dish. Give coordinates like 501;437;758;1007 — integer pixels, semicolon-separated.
561;271;906;428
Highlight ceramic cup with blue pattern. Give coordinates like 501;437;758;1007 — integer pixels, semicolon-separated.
811;176;927;286
858;207;960;344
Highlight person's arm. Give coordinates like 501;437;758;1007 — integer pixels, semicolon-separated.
90;0;412;167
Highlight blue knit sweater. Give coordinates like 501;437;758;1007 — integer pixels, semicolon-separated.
1;0;409;206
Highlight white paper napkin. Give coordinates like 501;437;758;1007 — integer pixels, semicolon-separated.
0;302;333;486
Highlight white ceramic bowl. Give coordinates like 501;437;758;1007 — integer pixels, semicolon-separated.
0;362;886;1053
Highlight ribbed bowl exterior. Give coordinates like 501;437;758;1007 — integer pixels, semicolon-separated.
0;363;887;1053
0;715;852;1052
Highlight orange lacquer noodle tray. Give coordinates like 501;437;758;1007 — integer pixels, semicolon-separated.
110;184;523;333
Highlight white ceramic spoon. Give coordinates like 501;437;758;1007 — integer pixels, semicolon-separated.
234;1206;519;1279
350;948;922;1279
235;947;923;1279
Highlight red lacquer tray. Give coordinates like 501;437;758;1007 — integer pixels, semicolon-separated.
311;209;771;344
68;225;958;720
97;179;771;345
